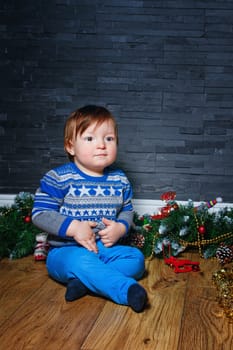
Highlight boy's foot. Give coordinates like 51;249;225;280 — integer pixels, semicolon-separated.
65;278;88;301
127;284;148;313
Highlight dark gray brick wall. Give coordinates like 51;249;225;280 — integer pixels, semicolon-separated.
0;0;233;202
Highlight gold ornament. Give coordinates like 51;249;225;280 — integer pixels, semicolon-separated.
212;267;233;321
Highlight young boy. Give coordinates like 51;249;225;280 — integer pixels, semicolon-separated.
32;105;148;312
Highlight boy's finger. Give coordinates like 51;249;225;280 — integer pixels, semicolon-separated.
89;221;98;228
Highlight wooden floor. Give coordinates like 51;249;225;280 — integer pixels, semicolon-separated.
0;252;232;350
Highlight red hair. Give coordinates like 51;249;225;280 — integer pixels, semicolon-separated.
64;105;118;161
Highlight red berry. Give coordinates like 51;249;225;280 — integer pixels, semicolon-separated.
198;225;206;235
24;215;31;223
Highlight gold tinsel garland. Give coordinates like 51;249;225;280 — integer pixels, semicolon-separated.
179;231;233;258
212;267;233;322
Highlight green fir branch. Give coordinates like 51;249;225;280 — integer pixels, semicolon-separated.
0;192;40;259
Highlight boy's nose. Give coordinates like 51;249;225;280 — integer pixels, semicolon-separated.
97;139;106;148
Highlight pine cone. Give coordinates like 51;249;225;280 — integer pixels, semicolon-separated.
130;233;145;248
216;244;233;265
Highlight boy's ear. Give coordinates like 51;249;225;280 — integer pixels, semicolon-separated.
65;140;75;156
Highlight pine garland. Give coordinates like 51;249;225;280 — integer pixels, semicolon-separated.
0;192;40;259
128;199;233;260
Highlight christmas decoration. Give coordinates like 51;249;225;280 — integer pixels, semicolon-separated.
24;215;31;223
216;244;233;265
212;267;233;321
195;197;222;211
163;244;200;273
151;191;179;220
197;225;206;235
164;255;200;273
34;232;49;261
0;192;40;259
127;192;233;260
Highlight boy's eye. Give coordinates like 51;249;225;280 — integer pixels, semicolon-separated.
105;136;115;142
84;136;93;142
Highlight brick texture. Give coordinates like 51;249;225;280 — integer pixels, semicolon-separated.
0;0;233;202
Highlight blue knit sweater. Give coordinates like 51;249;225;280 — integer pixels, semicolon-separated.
32;162;134;247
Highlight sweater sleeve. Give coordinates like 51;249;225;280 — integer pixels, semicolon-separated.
116;173;134;234
116;210;134;234
32;209;73;237
32;170;72;237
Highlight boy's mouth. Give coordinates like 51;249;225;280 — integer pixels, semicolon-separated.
95;154;107;157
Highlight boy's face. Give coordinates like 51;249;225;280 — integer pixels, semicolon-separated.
66;120;117;176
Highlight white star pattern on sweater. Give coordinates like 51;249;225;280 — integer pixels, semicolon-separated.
109;186;115;196
75;185;118;197
79;185;91;197
67;185;76;196
94;185;106;196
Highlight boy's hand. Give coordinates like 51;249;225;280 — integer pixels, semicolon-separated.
98;217;126;247
66;220;98;253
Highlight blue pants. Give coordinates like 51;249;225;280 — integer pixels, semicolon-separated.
46;240;145;305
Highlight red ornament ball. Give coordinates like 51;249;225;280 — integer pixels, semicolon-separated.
198;225;206;235
24;215;31;223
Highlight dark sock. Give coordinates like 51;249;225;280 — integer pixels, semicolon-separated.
65;278;88;302
127;284;148;313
